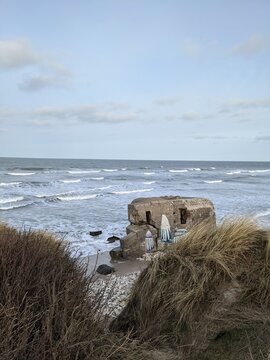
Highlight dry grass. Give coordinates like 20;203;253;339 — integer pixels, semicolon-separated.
111;218;270;359
0;223;175;360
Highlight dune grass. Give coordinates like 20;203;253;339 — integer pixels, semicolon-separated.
0;223;175;360
111;218;270;359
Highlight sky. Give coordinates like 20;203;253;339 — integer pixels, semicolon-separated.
0;0;270;161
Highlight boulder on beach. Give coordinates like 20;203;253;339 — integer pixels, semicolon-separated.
96;264;115;275
107;235;121;243
109;246;124;261
110;218;270;359
90;230;102;236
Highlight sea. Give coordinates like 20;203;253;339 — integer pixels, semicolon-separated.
0;157;270;257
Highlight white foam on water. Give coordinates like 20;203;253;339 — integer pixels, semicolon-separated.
142;181;156;185
254;209;270;218
143;172;155;175
60;179;81;183
0;196;24;204
57;194;98;201
121;168;127;171
226;171;242;175
0;182;22;186
0;203;30;211
248;169;270;174
204;180;223;184
169;169;188;173
7;172;35;176
68;170;100;174
189;168;201;171
103;169;118;172
90;177;104;180
210;167;216;169
112;188;154;195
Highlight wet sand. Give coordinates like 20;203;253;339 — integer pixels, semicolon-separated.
83;251;148;277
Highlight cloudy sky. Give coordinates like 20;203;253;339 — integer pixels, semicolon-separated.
0;0;270;161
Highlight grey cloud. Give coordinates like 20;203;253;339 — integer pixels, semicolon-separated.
0;104;137;126
254;135;270;141
222;98;270;111
0;39;41;69
0;39;72;91
191;135;229;140
155;96;183;106
19;73;71;91
231;34;270;57
181;112;200;121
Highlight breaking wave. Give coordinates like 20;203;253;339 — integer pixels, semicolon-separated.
0;196;24;204
103;169;118;172
169;169;188;173
57;194;99;201
204;180;223;184
7;172;35;176
68;170;100;174
90;177;104;180
111;188;154;195
0;182;22;187
142;181;156;185
254;209;270;218
0;203;31;211
226;171;242;175
144;172;155;175
60;179;81;183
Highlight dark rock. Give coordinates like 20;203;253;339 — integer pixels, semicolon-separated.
109;246;124;261
107;235;121;243
89;230;102;236
96;264;115;275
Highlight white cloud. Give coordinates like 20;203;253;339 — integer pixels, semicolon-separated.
182;40;201;57
222;98;270;110
0;38;71;91
231;34;270;57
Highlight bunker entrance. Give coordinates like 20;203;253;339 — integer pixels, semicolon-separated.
180;208;187;224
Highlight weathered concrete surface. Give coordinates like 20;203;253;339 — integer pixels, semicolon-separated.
121;224;158;258
128;196;215;231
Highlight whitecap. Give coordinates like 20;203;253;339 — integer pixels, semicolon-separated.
121;168;127;171
204;180;223;184
7;172;35;176
60;179;81;183
144;172;155;175
0;203;30;211
142;181;156;185
68;170;100;174
189;168;201;171
112;188;154;195
226;171;242;175
0;182;22;187
57;194;98;201
0;196;24;204
248;169;270;173
254;209;270;218
169;169;188;173
103;169;118;172
90;177;104;180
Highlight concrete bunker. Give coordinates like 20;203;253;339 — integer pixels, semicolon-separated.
118;196;216;259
